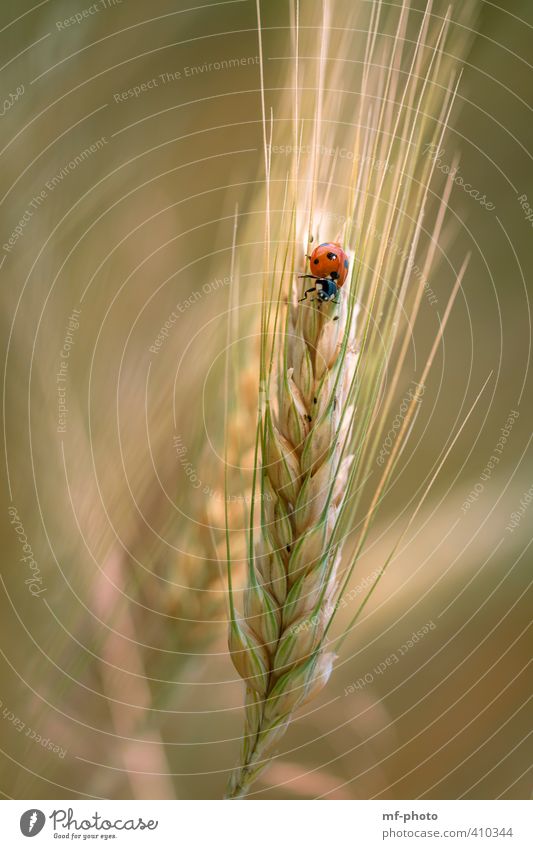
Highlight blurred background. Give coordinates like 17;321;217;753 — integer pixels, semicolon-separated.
0;0;531;800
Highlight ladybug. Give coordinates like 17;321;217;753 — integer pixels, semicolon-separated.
299;242;349;304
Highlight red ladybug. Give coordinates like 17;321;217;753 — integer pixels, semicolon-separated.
309;242;349;286
299;242;350;305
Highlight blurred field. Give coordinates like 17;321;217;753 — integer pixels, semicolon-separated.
0;0;531;800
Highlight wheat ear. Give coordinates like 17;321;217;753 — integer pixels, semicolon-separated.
226;286;357;798
224;0;478;799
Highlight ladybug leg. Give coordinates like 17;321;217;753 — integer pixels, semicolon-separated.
298;274;317;280
298;287;316;302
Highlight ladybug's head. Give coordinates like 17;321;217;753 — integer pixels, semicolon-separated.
316;278;338;302
309;242;349;286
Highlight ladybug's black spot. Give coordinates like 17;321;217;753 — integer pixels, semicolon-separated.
313;258;319;264
327;252;337;260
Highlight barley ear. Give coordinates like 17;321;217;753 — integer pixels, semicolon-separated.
226;293;357;798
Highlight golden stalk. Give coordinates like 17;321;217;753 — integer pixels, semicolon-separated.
225;0;478;798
